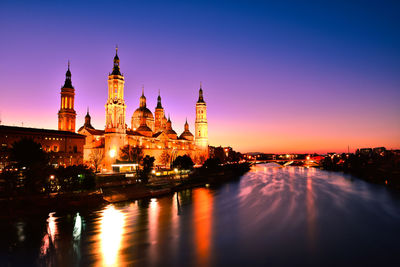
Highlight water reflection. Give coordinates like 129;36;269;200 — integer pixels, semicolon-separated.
73;213;82;240
2;165;400;266
100;205;125;266
306;168;317;251
193;188;213;266
40;212;57;257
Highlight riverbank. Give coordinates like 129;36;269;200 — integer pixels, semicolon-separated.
321;155;400;190
0;162;251;214
102;162;251;203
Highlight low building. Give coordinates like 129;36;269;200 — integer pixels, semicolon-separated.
0;125;85;168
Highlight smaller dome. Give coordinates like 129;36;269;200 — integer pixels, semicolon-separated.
166;128;177;135
179;131;193;140
133;107;154;119
179;120;193;140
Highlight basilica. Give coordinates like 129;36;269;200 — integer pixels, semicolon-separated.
57;48;208;171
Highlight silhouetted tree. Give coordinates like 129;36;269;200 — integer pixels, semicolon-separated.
8;138;51;193
9;138;48;168
159;148;171;167
172;155;194;170
89;148;104;172
202;157;222;170
140;155;155;183
56;165;96;192
120;145;143;163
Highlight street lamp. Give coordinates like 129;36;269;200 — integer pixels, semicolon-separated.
109;149;116;158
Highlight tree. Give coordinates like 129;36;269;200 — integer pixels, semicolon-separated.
202;157;222;170
56;165;96;192
89;148;104;172
9;138;48;168
8;138;51;193
159;148;171;167
172;155;194;170
140;155;155;183
120;145;143;163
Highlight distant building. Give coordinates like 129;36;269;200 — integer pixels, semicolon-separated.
373;147;386;156
356;148;373;157
0;125;85;168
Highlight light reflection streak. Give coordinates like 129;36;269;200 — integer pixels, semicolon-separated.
148;198;159;264
306;168;317;251
171;193;180;249
73;212;82;240
100;205;125;266
193;188;213;266
40;212;58;256
73;212;82;262
16;221;26;243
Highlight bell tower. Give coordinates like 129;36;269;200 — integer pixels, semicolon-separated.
195;82;208;149
104;47;126;169
105;46;126;133
58;61;76;132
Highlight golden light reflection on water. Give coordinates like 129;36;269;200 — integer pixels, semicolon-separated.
148;198;159;264
73;213;82;240
100;205;125;266
193;188;213;266
40;212;58;256
306;168;317;250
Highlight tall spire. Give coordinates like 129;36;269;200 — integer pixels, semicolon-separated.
197;82;205;103
111;45;121;75
63;61;73;88
184;118;189;131
166;114;172;130
156;89;163;109
139;85;147;108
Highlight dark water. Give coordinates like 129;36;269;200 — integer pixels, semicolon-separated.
1;164;400;266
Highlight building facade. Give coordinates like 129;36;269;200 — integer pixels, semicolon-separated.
78;48;209;171
0;125;84;169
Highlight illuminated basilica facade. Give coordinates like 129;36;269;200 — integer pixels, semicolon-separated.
58;48;208;171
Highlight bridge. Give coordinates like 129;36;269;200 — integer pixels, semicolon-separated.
249;159;319;167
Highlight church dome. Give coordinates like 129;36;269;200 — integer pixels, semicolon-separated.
133;107;154;120
131;107;154;131
131;86;155;131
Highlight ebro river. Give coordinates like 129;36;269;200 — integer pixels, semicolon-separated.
1;163;400;266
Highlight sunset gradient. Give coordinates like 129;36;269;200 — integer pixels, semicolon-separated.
0;0;399;153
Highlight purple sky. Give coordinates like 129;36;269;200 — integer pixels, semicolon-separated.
0;0;399;153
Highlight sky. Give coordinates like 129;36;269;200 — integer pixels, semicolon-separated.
0;0;399;153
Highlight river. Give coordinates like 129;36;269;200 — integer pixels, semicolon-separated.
1;163;400;266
